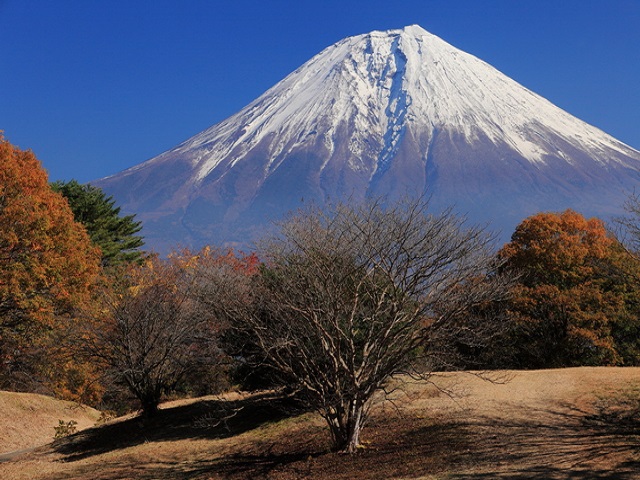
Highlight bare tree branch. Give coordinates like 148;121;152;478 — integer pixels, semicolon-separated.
210;197;513;453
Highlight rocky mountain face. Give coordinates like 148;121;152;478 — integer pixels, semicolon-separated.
96;25;640;252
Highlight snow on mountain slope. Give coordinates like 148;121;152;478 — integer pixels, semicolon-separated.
96;25;640;252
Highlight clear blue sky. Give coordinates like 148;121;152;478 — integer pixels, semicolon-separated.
1;0;639;183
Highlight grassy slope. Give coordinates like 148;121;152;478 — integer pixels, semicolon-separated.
0;367;639;479
0;391;101;453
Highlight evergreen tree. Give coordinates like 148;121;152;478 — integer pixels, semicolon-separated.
51;180;145;266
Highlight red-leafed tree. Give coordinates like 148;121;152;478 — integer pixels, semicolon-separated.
0;135;102;394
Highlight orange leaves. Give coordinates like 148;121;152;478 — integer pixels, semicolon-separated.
500;209;613;288
169;246;260;275
500;209;633;366
0;136;101;320
0;135;102;392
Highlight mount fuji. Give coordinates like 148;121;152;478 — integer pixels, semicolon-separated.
96;25;640;251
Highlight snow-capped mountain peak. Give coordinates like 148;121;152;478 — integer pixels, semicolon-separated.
97;25;640;252
161;24;635;183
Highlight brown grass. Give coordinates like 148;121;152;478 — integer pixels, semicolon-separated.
0;391;101;454
1;367;639;479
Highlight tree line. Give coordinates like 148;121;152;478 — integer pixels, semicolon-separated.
2;134;640;453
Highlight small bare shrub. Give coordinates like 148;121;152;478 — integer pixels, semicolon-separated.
53;419;78;439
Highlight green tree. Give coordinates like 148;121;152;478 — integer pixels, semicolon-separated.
51;180;144;267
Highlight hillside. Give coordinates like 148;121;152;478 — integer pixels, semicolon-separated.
0;367;638;479
0;391;101;455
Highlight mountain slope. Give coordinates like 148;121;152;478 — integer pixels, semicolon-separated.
96;25;640;251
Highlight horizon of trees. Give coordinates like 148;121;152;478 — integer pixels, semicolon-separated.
2;134;640;453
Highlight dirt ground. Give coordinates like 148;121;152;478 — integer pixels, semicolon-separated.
0;367;638;479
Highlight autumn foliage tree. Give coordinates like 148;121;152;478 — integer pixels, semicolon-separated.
82;247;258;416
498;209;640;367
0;135;102;394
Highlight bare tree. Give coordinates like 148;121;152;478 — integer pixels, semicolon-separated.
82;252;226;416
614;191;640;261
217;198;512;453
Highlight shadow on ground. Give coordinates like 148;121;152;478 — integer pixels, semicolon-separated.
442;397;640;480
53;391;304;462
50;392;640;479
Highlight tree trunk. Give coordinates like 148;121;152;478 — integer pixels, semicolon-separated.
326;400;366;453
343;408;363;454
138;391;161;417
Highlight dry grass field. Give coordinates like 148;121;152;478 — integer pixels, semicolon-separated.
0;391;101;455
1;367;639;479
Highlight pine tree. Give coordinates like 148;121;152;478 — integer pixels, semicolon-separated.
51;180;145;266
